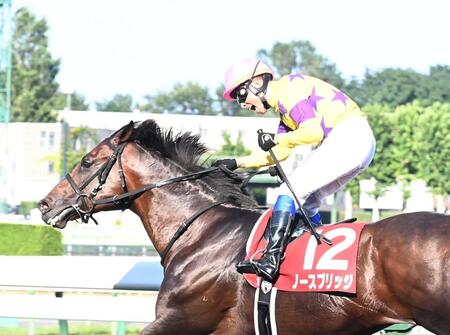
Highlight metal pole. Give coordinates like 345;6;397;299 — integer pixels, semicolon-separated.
66;93;71;111
257;129;332;245
55;292;69;335
0;0;12;211
0;0;12;124
331;193;338;223
27;320;35;335
116;321;127;335
58;320;69;335
27;291;36;335
61;120;69;178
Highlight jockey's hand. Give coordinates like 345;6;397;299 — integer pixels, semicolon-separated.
268;165;281;178
211;158;238;171
258;131;276;152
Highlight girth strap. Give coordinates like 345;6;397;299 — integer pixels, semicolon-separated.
255;280;278;335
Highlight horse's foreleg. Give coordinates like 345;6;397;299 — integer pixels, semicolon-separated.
140;317;183;335
211;329;253;335
210;315;255;335
139;319;165;335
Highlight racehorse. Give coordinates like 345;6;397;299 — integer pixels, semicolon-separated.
38;119;450;335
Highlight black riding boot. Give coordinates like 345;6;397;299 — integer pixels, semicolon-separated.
236;209;294;283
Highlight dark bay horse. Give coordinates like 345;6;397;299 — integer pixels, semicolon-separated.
38;120;450;335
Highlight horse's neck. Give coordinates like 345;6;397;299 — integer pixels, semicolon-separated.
130;161;217;256
134;189;257;269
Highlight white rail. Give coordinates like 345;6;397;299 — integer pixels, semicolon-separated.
0;256;163;334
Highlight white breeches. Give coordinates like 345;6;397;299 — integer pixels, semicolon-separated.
278;116;376;216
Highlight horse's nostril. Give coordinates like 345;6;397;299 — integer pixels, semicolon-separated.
38;199;50;213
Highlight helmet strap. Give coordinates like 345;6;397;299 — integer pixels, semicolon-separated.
247;73;272;108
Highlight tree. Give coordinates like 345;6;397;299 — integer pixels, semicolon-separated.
257;40;345;88
52;91;89;111
416;103;450;196
342;77;364;106
45;127;98;177
216;131;251;157
346;104;398;219
140;82;215;115
96;94;133;112
422;65;450;105
347;102;450;216
389;103;422;184
11;7;60;122
349;65;450;107
355;68;426;107
66;127;98;171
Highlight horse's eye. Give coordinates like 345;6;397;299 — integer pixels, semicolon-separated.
81;158;93;168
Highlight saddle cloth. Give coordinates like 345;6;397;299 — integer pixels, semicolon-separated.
243;209;366;294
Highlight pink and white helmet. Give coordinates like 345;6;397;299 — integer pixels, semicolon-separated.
223;58;274;101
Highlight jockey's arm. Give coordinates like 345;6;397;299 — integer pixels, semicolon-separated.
276;117;324;147
236;118;324;169
236;144;293;168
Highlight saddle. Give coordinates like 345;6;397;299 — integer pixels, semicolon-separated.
248;211;364;335
244;209;366;294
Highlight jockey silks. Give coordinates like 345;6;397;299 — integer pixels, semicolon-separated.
239;74;365;168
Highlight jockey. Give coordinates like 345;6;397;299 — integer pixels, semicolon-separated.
212;58;376;283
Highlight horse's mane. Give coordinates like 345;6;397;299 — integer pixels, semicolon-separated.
128;119;258;208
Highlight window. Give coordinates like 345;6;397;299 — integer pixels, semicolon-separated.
47;161;54;174
199;126;208;138
40;131;47;147
40;130;56;149
48;132;55;149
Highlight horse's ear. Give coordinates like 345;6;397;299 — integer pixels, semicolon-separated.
112;121;134;145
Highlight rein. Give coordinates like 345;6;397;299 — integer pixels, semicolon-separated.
94;166;220;207
65;142;222;223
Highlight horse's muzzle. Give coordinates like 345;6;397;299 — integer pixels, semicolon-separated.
38;197;75;228
38;198;52;215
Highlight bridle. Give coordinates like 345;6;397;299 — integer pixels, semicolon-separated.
65;141;222;225
65;142;129;225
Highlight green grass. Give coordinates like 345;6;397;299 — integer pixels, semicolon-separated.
0;324;143;335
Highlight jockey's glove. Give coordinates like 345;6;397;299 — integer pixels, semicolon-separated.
211;158;238;171
268;165;281;178
258;131;276;152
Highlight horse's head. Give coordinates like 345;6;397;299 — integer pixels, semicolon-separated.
38;121;135;228
39;119;256;230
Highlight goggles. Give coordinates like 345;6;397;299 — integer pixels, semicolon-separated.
235;85;249;104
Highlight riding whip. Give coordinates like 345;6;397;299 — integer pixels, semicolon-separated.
257;129;332;245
